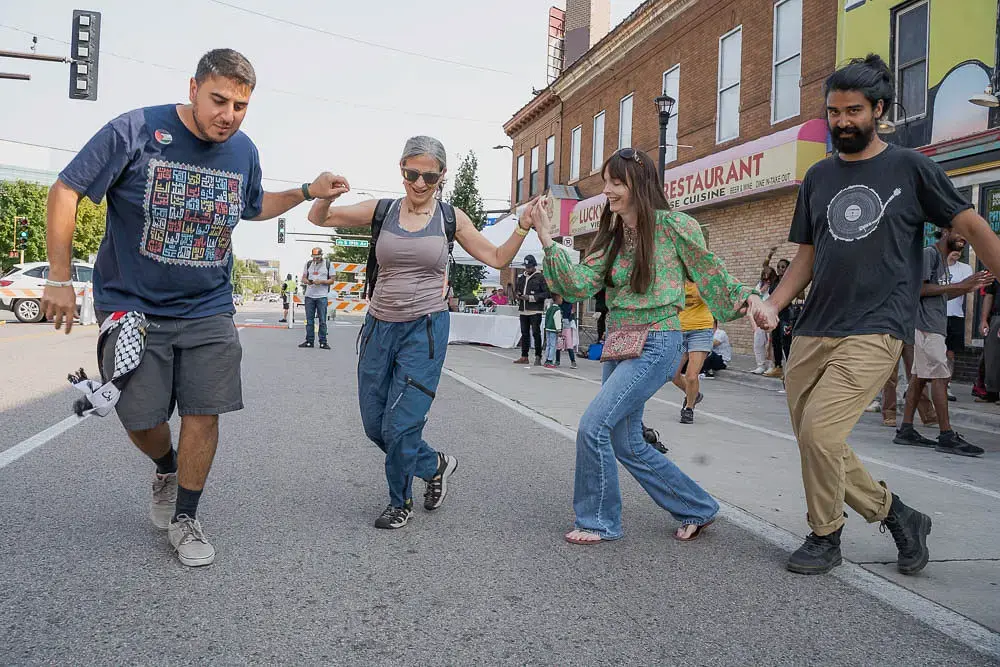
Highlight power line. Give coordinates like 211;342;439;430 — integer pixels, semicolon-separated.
0;137;511;202
0;24;507;124
202;0;514;76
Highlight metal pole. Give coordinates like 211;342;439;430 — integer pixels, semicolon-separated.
658;117;668;188
0;73;30;80
0;49;69;63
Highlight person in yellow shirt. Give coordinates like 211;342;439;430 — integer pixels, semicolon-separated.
672;281;715;424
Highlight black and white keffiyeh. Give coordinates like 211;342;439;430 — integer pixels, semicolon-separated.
67;311;149;417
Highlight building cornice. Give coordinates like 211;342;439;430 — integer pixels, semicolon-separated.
503;89;561;137
552;0;698;101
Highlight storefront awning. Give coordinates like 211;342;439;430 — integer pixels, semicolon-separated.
662;119;829;211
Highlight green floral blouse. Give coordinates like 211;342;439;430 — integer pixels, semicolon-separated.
543;210;755;331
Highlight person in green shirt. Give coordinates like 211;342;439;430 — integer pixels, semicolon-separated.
525;147;771;545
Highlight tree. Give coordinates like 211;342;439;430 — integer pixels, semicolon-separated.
446;151;487;300
0;180;107;271
231;257;266;295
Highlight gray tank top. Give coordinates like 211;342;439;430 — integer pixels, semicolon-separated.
369;199;449;323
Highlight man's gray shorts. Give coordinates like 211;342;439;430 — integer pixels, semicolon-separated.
97;312;243;432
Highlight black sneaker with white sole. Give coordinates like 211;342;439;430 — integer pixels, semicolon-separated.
642;424;669;453
679;407;694;424
893;425;936;448
374;501;413;529
424;453;458;511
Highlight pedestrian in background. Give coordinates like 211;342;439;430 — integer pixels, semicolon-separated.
556;297;579;369
280;273;295;323
945;248;972;400
671;281;713;424
528;147;769;545
543;294;563;368
513;254;550;365
299;247;333;350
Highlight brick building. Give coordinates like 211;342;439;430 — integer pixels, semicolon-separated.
503;0;838;353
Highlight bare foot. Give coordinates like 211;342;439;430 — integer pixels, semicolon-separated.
564;529;603;545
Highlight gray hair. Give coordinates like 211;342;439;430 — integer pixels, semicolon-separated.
400;136;447;171
195;49;256;90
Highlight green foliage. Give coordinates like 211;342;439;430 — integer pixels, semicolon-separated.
231;257;267;294
446;152;487;298
0;180;107;271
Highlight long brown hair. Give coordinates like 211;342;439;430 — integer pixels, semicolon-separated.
585;148;670;295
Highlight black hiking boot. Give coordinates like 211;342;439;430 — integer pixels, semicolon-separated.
880;494;931;575
787;527;843;575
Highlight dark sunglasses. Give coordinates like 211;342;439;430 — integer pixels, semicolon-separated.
401;168;442;186
616;148;643;164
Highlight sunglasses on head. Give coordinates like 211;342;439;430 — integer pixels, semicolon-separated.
616;148;642;164
401;168;442;186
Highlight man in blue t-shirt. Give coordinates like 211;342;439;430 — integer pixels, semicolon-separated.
42;48;350;567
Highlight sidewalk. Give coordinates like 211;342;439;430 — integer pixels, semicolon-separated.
719;353;1000;434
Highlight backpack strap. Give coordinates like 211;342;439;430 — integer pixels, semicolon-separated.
365;199;395;300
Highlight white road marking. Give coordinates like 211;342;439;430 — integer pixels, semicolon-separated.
442;364;1000;659
0;414;88;470
472;347;1000;502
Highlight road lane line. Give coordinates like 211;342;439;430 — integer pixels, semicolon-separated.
470;347;1000;502
442;364;1000;660
0;414;88;470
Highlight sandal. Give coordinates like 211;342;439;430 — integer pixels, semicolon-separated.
564;529;604;545
673;519;714;542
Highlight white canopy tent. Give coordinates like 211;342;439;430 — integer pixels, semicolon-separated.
451;214;580;268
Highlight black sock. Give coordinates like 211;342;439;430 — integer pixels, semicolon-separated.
173;485;203;522
153;448;177;475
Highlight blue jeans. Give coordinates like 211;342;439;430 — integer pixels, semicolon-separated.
574;330;719;539
545;330;559;362
357;311;449;507
305;296;328;345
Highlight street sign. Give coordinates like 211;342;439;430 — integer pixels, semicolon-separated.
562;236;574;249
335;239;369;248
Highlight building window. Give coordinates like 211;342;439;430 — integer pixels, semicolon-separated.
717;26;742;143
570;125;582;181
529;146;539;197
545;135;555;189
516;154;524;202
662;66;679;164
893;1;929;119
772;0;801;123
618;94;633;149
592;112;605;171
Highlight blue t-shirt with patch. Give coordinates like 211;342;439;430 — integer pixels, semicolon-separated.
59;104;264;318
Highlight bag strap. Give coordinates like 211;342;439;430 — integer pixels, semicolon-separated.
365;199;395;300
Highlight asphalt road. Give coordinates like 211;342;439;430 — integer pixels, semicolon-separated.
1;309;998;665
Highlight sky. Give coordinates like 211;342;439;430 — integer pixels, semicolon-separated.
0;0;643;276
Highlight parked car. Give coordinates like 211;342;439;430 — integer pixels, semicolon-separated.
0;261;94;323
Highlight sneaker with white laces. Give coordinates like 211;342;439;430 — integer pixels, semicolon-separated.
424;453;458;510
374;502;413;529
168;515;216;567
150;472;177;530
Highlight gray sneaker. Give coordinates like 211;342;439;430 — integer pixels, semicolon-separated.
150;472;177;530
168;515;216;567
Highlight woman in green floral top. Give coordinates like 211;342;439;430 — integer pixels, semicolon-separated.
525;148;771;544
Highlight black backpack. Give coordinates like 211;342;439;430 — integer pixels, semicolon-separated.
365;199;457;300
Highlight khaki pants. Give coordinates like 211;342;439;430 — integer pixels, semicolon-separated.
785;335;900;535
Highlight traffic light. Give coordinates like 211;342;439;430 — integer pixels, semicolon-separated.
16;217;29;250
277;217;286;244
69;10;101;101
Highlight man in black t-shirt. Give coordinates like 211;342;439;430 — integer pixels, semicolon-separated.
762;55;1000;577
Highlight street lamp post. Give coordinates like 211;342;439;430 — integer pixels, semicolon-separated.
654;95;676;188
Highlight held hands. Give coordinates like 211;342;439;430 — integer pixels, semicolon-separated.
960;271;992;293
746;295;778;331
42;285;77;334
525;197;554;247
309;172;351;201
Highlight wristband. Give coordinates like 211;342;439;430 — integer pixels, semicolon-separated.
302;183;314;201
46;279;74;287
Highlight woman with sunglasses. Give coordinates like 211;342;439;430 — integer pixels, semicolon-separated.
525;148;772;544
307;136;540;530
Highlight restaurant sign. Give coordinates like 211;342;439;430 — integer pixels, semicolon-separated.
663;119;828;211
568;193;607;236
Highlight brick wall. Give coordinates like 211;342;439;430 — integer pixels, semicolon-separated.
511;103;562;206
697;192;799;354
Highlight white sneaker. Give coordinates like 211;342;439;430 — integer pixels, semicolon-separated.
168;515;216;567
150;472;177;530
751;365;766;374
865;400;881;414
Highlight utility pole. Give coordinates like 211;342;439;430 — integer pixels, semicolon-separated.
0;10;101;100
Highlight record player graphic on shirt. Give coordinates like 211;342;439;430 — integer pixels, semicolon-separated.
825;184;902;243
